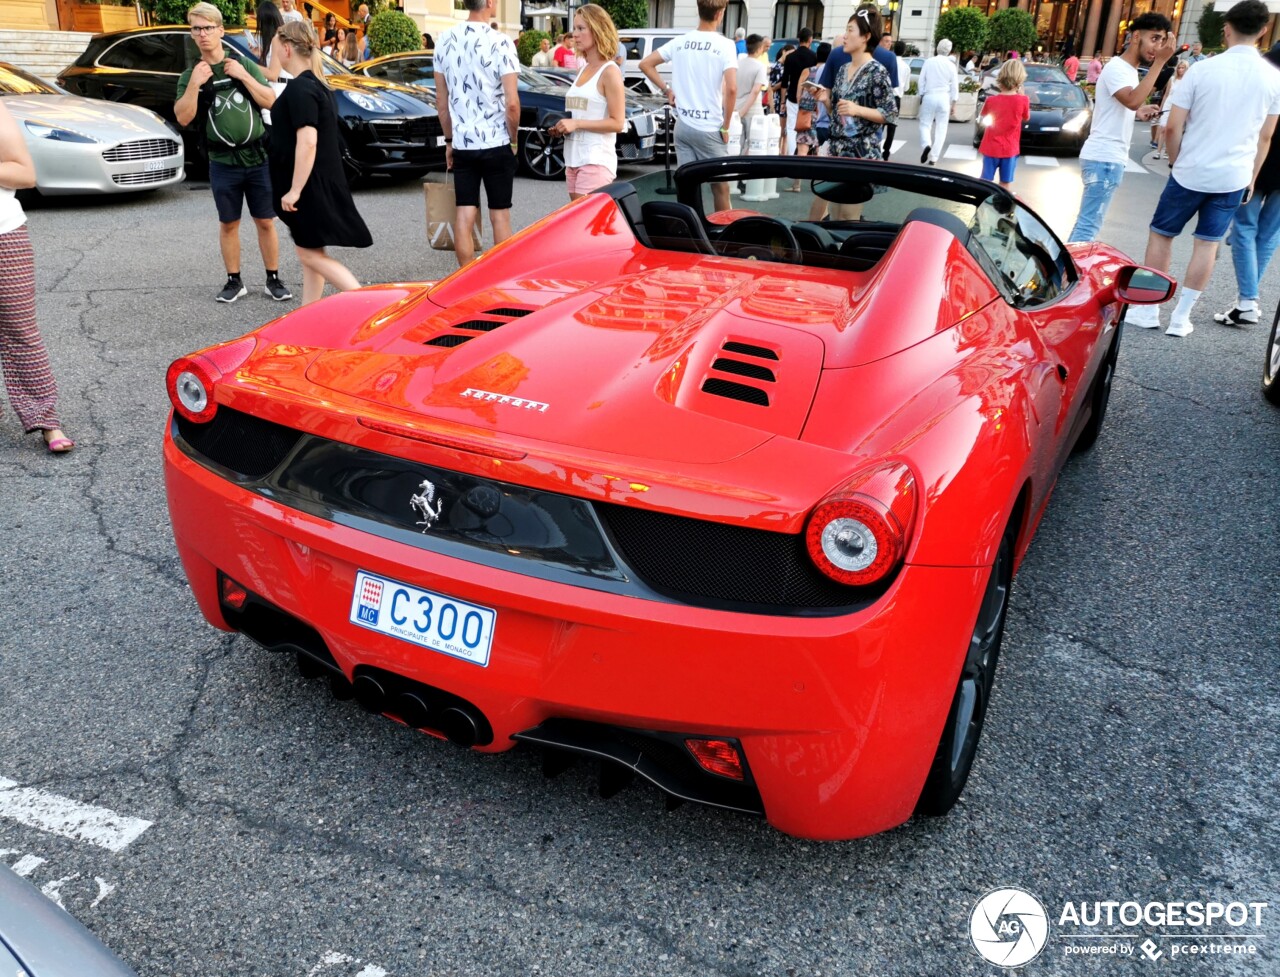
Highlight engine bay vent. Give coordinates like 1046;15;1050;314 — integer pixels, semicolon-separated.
700;339;779;407
423;307;537;348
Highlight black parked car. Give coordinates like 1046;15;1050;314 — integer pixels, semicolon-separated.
974;63;1092;155
58;27;444;181
351;53;658;179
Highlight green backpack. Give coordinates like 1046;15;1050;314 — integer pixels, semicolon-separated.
199;58;266;152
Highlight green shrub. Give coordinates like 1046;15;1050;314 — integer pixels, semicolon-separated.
958;76;981;93
1197;8;1224;47
934;7;987;58
367;10;422;58
986;8;1038;58
598;0;646;30
516;28;551;66
148;0;244;26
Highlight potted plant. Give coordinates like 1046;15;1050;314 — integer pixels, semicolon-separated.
899;81;920;120
72;0;140;32
951;77;980;122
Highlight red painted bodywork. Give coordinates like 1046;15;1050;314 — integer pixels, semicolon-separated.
163;193;1148;840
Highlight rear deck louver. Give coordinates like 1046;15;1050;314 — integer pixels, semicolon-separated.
424;306;536;348
700;339;779;407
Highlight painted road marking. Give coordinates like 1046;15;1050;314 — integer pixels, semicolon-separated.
942;144;978;160
307;951;388;977
890;139;906;155
1023;155;1060;167
1127;158;1151;174
0;777;152;852
0;849;45;877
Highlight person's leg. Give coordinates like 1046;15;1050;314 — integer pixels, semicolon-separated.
980;155;998;182
0;226;66;446
932;102;949;163
785;101;799;156
1067;160;1122;243
1226;193;1261;311
483;145;518;247
244;163;281;280
219;220;242;277
453;206;480;266
253;218;279;272
882;118;897;161
1168;187;1246;334
1182;237;1220;291
295;246;360;304
999;155;1017;191
1252;191;1280;296
918;95;936;162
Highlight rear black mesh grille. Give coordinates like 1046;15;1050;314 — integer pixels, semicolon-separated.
597;504;873;609
174;408;303;479
701;377;769;406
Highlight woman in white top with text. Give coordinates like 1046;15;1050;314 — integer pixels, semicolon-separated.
549;4;626;200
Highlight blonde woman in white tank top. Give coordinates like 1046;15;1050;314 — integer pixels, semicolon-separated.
549;4;626;199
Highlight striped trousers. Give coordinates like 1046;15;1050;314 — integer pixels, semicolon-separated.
0;224;60;433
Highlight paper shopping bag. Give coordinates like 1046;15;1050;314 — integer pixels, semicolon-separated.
425;173;483;252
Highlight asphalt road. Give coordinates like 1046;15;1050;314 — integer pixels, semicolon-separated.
0;120;1277;977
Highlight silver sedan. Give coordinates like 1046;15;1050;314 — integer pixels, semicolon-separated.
1;61;183;195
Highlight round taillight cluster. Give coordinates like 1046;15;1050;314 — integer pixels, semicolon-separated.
805;463;917;587
165;337;257;425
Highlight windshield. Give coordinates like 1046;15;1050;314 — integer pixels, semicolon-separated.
520;68;564;92
319;50;351;75
1022;65;1069;83
0;64;60;95
1024;82;1087;108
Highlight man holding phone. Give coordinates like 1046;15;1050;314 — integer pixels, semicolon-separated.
1127;0;1280;336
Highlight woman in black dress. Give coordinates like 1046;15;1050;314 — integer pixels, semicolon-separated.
269;21;371;304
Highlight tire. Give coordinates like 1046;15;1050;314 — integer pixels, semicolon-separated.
1263;301;1280;405
520;129;566;180
915;523;1014;818
1072;326;1120;453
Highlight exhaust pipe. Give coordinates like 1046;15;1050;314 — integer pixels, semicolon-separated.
435;706;481;747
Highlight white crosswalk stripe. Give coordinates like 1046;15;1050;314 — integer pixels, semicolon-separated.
943;144;978;160
1022;155;1060;167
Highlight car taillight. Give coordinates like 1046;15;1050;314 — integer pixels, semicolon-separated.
165;337;257;424
685;738;746;780
804;462;917;586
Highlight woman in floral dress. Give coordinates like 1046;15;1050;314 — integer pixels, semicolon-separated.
821;8;897;161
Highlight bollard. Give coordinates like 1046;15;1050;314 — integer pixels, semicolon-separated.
740;113;770;200
727;111;743;157
763;113;782;199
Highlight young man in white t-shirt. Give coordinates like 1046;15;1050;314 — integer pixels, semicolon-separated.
1067;13;1174;242
434;0;520;268
1127;0;1280;336
640;0;737;212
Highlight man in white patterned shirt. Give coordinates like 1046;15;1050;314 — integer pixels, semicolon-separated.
434;0;520;267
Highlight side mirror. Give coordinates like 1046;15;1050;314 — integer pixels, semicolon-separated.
1115;265;1176;305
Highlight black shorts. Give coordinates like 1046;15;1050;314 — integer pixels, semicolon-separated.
451;145;517;210
209;160;275;224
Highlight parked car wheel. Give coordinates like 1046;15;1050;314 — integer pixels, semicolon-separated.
915;521;1014;817
1072;327;1119;452
1263;302;1280;405
520;128;566;180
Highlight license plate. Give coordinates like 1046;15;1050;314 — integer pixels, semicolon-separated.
640;136;655;148
1040;126;1061;132
349;570;496;667
144;160;166;172
436;135;447;147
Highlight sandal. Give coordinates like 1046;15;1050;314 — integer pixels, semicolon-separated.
43;429;74;454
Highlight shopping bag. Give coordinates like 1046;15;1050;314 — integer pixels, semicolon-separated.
425;172;483;252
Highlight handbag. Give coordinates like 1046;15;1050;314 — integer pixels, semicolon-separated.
424;170;484;253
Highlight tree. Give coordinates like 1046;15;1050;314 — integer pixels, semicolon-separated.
986;8;1038;57
367;10;423;57
1198;8;1224;48
149;0;244;27
598;0;647;30
516;28;551;66
933;7;988;58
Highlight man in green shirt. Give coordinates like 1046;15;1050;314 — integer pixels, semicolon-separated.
175;1;291;303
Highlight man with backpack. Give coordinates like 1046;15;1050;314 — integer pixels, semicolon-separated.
175;2;292;303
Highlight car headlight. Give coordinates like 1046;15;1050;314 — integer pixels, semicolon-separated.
346;91;396;113
24;121;98;144
1063;111;1089;133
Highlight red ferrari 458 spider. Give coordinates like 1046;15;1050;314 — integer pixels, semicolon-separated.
164;157;1175;840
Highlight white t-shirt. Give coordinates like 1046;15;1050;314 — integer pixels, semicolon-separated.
658;30;737;132
281;9;304;22
1171;45;1280;193
0;187;25;236
1079;57;1139;165
434;22;520;151
917;55;957;99
734;53;767;117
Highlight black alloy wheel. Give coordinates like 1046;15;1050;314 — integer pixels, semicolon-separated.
1263;300;1280;405
520;129;567;180
1072;327;1120;453
915;524;1015;817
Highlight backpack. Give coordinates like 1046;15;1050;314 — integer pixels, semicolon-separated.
194;56;266;160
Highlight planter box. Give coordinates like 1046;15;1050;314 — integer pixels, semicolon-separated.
71;3;139;32
950;92;977;123
898;94;920;120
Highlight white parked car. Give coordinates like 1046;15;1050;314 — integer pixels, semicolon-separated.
0;60;183;196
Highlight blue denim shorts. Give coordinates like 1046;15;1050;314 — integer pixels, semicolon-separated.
1150;176;1247;242
981;155;1018;183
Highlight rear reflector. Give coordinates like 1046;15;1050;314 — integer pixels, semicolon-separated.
219;575;249;611
684;738;745;781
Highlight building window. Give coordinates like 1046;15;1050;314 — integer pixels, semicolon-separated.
648;0;674;28
773;0;824;40
722;0;747;37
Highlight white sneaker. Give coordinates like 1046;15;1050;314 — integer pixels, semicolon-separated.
1212;306;1259;326
1166;319;1194;338
1126;305;1161;329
